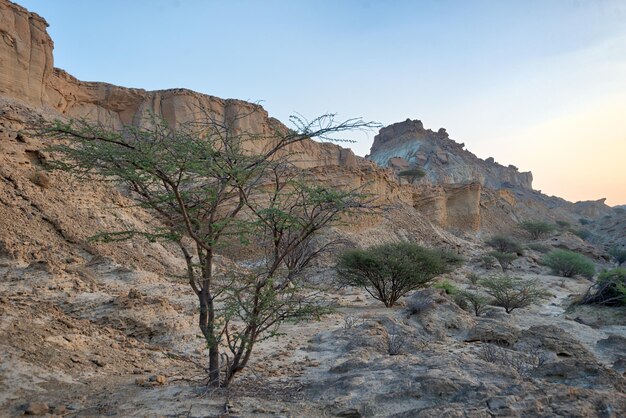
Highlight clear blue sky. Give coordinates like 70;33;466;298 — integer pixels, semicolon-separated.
18;0;626;205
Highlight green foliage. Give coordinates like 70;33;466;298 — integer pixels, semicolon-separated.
467;272;481;284
457;290;490;316
527;243;551;254
543;250;595;278
571;228;592;240
480;276;545;314
336;242;463;307
609;246;626;266
556;220;570;228
41;111;378;387
398;167;426;183
489;251;518;270
579;268;626;306
434;280;459;295
485;235;523;254
520;220;555;240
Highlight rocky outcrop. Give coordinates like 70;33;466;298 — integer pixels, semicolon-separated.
368;119;533;190
0;0;53;106
412;182;482;231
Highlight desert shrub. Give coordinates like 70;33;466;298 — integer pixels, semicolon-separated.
489;251;518;270
527;243;551;254
543;250;595;278
457;290;490;316
467;272;481;284
398;167;426;184
336;242;463;307
383;325;406;355
485;235;523;254
478;343;548;375
434;280;459;295
571;228;592;240
480;276;545;313
614;207;625;214
520;220;555;240
556;220;570;228
609;246;626;266
579;268;626;306
343;315;362;329
405;293;435;315
578;218;590;225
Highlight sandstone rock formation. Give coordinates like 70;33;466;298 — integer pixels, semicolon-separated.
368;118;533;190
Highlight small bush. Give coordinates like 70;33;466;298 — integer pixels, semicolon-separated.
481;276;545;313
614;207;625;214
556;220;570;228
434;280;459;295
609;246;626;266
485;236;523;254
336;242;463;307
527;243;551;254
383;325;406;355
543;250;595;278
489;251;518;270
571;228;592;240
457;290;490;316
579;268;626;306
520;220;555;240
578;218;590;225
398;167;426;183
478;343;548;376
467;272;481;284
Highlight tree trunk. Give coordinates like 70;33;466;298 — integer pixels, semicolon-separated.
197;249;220;387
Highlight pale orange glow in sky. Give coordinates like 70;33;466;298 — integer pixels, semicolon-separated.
500;94;626;206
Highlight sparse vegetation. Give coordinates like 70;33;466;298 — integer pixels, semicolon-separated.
520;220;555;240
527;243;551;254
336;242;463;307
571;228;592;240
383;325;406;356
579;268;626;307
434;280;459;295
398;167;426;183
480;276;545;314
489;251;518;270
556;220;570;228
609;246;626;266
42;111;377;387
578;218;590;225
478;342;548;375
543;250;595;278
485;235;523;254
458;290;490;316
467;272;481;284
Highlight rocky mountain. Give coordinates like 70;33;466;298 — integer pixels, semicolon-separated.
368;118;533;190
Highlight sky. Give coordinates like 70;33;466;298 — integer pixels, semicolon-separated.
18;0;626;205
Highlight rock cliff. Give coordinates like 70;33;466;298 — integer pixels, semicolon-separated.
368;118;533;190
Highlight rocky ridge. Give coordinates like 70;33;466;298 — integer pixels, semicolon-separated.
368;118;533;190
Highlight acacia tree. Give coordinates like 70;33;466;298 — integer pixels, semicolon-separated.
42;109;377;386
336;242;463;307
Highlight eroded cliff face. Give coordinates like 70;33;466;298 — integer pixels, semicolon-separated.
368;119;533;190
0;0;52;106
0;1;361;172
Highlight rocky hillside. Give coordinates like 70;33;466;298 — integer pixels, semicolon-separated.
368;118;533;190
